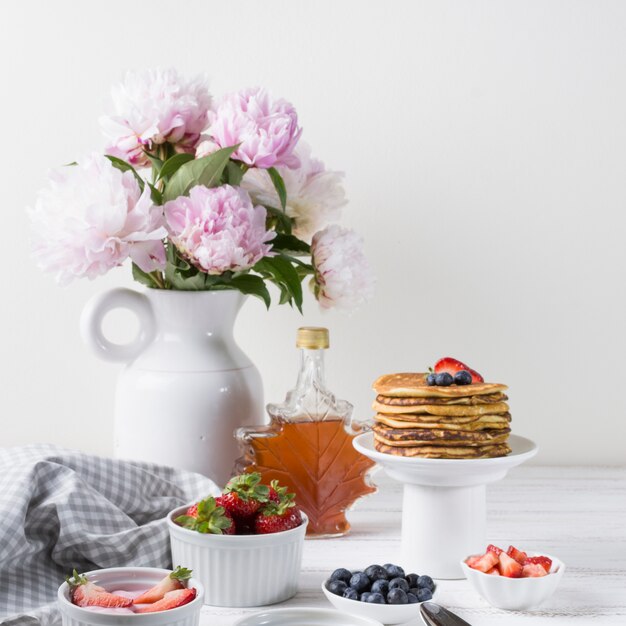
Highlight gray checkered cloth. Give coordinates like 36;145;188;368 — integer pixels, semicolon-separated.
0;445;219;626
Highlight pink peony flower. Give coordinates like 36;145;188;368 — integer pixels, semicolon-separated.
29;153;167;285
100;68;212;167
164;185;275;275
209;87;302;169
195;136;221;158
242;142;347;241
311;225;374;311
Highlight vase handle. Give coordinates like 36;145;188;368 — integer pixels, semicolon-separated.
80;288;156;363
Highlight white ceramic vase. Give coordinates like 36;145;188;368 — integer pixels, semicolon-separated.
80;288;265;486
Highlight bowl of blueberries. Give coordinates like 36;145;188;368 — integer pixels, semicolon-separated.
322;563;436;625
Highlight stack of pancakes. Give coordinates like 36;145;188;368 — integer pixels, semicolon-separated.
371;373;512;459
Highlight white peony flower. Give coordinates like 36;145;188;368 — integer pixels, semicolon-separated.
29;153;167;285
310;225;374;311
100;68;212;167
242;143;347;241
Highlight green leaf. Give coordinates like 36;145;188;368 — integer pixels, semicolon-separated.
271;234;310;254
105;155;145;191
228;274;271;308
144;151;164;174
163;145;239;202
132;263;159;288
267;167;287;210
265;206;293;235
147;182;163;205
255;256;303;312
158;153;195;182
224;160;246;186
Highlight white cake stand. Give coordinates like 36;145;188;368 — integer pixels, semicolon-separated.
353;433;538;580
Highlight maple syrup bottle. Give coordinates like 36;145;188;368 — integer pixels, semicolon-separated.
236;327;376;538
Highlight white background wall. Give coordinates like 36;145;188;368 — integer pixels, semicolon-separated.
1;0;625;464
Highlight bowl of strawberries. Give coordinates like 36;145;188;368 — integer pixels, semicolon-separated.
57;566;203;626
167;472;308;607
461;543;565;611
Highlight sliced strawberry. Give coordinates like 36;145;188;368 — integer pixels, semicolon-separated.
135;588;196;613
464;555;482;568
469;551;499;572
524;555;552;573
485;567;500;575
134;566;192;604
67;570;132;608
506;545;528;565
487;544;503;556
522;563;548;578
433;357;484;383
175;496;235;535
498;551;523;578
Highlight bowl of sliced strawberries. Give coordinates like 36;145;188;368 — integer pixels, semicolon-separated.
58;566;204;626
461;543;565;611
167;472;308;608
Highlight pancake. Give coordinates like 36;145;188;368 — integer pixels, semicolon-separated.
372;425;511;445
372;400;510;417
373;373;507;398
374;413;511;431
373;438;511;459
375;393;508;406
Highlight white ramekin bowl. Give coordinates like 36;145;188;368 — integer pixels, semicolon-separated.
461;552;565;611
167;505;308;607
57;566;204;626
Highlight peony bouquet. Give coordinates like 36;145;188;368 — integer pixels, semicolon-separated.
29;68;373;311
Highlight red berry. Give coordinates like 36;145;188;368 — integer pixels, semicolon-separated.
217;492;261;519
487;544;503;556
254;506;302;534
434;357;484;383
498;552;523;578
524;555;552;573
506;545;528;565
185;503;198;518
67;571;133;609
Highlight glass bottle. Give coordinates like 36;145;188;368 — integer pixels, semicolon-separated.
236;327;376;538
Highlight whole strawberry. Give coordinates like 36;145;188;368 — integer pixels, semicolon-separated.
254;501;302;534
175;496;235;535
267;479;289;504
220;473;270;519
185;503;198;518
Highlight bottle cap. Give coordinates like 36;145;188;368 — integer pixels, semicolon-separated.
296;327;329;349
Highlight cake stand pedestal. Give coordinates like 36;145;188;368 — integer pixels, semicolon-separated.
353;433;538;580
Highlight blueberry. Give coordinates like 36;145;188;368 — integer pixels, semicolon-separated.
407;592;419;604
417;575;435;591
409;587;420;597
349;572;371;593
330;568;352;584
405;573;419;587
387;588;409;604
327;580;347;596
435;372;453;386
417;587;433;602
388;577;409;592
367;592;386;604
364;564;388;581
371;579;389;595
360;592;372;602
454;370;472;385
426;373;437;386
343;587;359;601
383;564;406;578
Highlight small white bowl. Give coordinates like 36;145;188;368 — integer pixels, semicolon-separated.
234;607;384;626
57;566;204;626
461;552;565;611
167;505;308;607
322;581;429;625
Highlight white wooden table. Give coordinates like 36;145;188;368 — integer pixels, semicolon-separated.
200;466;626;625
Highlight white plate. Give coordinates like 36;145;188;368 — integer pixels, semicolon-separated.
234;607;384;626
322;583;426;625
353;433;538;487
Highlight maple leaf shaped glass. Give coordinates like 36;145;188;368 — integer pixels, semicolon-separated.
236;327;376;537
